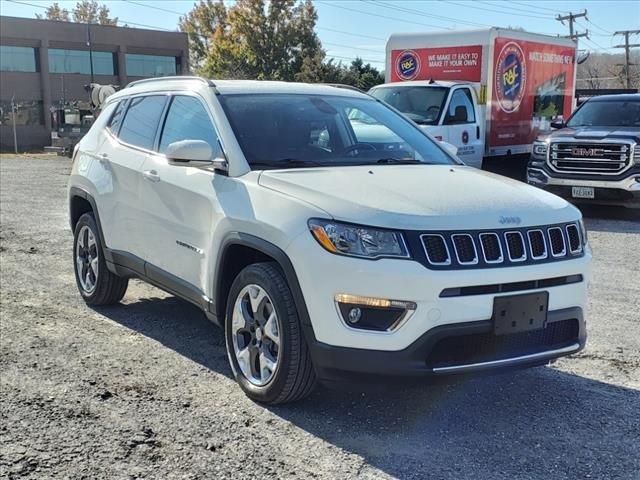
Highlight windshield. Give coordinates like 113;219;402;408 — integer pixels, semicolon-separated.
567;99;640;127
369;86;449;125
219;94;454;170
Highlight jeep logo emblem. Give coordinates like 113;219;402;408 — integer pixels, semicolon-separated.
499;216;521;225
571;147;604;157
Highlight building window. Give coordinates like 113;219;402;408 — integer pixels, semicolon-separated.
0;100;44;126
125;54;178;77
0;46;38;72
48;49;116;75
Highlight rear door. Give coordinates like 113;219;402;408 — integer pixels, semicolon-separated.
441;87;483;167
139;94;223;291
100;94;168;261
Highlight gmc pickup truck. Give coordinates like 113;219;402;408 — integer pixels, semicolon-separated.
528;94;640;208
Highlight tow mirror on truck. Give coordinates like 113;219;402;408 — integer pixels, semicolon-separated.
550;120;565;129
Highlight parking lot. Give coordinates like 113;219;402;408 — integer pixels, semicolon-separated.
1;155;639;479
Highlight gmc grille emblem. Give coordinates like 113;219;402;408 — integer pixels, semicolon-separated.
571;147;605;157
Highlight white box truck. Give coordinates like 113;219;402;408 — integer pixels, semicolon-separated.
372;28;577;168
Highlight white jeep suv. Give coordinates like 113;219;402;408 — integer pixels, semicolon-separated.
68;77;590;404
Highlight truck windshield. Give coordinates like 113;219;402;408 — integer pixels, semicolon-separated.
567;99;640;127
369;86;449;125
219;93;455;170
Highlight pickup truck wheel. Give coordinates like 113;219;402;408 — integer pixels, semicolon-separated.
225;262;316;404
73;213;128;305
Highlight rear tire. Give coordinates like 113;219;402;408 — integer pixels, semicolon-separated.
73;212;128;305
225;262;316;404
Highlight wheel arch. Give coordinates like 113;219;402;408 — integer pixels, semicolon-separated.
213;233;314;335
68;187;112;264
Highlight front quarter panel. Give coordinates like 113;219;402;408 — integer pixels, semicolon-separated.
205;171;331;300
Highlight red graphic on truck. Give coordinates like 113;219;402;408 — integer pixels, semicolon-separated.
391;45;483;82
490;37;575;148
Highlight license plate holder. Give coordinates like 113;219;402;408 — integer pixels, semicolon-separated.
572;186;595;199
493;292;549;336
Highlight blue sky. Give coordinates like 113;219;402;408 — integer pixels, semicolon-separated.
2;0;639;67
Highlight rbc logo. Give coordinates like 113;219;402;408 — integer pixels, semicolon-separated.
395;50;420;81
495;42;526;113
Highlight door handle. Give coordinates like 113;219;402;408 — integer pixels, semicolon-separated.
142;169;160;182
98;153;109;164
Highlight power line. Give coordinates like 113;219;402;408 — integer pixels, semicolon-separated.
511;0;569;15
8;0;388;68
317;27;385;42
6;0;176;31
316;0;451;30
368;0;485;28
324;42;384;54
327;54;384;65
123;0;185;16
574;20;612;50
453;0;552;20
585;18;614;35
477;0;555;17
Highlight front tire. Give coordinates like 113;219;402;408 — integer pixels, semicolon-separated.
225;262;316;404
73;212;128;305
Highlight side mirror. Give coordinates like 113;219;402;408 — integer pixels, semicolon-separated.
550;120;564;129
440;141;458;157
166;140;213;166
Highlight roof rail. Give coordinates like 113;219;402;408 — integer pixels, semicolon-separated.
125;76;217;89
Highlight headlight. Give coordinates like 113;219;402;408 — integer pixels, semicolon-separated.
308;219;409;259
532;141;548;158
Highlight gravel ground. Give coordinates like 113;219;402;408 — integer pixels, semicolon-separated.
1;156;639;480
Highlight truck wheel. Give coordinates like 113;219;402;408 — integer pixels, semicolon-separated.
73;212;128;305
225;262;316;404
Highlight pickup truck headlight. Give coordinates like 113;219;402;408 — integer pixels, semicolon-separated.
308;219;409;259
532;141;549;158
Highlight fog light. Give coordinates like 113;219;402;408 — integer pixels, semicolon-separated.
348;307;362;324
334;294;416;332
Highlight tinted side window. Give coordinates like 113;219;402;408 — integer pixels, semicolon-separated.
119;95;167;150
107;100;127;135
159;96;220;154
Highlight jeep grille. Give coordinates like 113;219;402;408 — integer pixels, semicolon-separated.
420;222;583;269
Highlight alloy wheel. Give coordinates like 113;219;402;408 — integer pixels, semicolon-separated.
76;225;99;294
231;284;281;386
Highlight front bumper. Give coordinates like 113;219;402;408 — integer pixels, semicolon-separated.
287;230;590;352
527;160;640;207
305;307;585;383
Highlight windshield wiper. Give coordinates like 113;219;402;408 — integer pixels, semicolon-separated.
375;158;425;165
250;158;323;169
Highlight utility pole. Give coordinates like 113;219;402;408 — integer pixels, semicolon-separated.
613;30;640;89
11;95;18;154
87;22;95;84
556;10;589;41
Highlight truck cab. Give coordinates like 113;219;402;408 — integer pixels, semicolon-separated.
528;93;640;208
369;81;484;168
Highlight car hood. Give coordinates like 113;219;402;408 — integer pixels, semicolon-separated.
548;126;640;141
258;165;578;230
